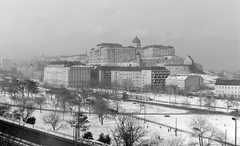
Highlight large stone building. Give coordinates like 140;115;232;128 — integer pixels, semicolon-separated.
165;75;204;91
214;79;240;97
44;61;92;88
89;43;136;66
143;45;175;58
89;36;178;66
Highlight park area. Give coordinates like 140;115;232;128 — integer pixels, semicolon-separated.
0;89;238;146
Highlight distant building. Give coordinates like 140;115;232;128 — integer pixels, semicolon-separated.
112;66;170;91
88;36;204;75
90;66;169;91
58;54;89;63
44;61;92;88
1;58;12;71
165;75;204;91
68;65;92;88
44;62;70;87
143;45;175;58
89;43;136;66
17;66;43;80
164;64;192;75
214;79;240;97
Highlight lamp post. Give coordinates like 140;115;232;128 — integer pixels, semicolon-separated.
193;127;202;146
232;117;238;146
175;118;178;136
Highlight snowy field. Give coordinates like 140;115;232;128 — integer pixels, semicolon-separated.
0;89;238;146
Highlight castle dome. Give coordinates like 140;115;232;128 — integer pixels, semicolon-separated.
132;36;140;44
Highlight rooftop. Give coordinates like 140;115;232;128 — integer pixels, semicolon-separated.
215;79;240;86
166;76;188;80
143;45;167;49
97;43;123;47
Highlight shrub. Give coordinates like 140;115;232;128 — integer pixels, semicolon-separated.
97;133;111;144
26;117;36;125
82;131;93;140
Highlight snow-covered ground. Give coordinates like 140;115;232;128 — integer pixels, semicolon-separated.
0;89;238;146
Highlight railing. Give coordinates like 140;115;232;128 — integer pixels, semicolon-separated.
0;116;73;140
0;116;110;146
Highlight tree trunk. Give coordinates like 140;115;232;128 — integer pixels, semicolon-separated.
40;105;42;113
101;117;103;125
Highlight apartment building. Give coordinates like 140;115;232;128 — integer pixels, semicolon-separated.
68;65;93;88
44;62;70;87
111;66;170;91
215;79;240;97
1;58;12;71
44;61;92;88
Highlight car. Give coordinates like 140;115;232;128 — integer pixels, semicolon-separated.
164;114;170;117
230;109;239;115
132;102;137;104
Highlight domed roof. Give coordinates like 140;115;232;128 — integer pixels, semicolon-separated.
133;36;140;44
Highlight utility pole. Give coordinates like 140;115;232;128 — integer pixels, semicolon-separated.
175;118;178;136
232;117;238;146
225;129;227;146
144;105;146;123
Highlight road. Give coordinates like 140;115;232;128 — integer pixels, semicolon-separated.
0;118;90;146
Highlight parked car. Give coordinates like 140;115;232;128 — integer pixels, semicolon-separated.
230;109;239;115
164;114;170;117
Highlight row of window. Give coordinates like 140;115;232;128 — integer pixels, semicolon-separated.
215;86;240;89
215;90;240;94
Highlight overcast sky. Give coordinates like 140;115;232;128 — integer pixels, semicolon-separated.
0;0;239;70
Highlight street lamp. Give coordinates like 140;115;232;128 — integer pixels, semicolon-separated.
193;127;203;146
232;117;238;146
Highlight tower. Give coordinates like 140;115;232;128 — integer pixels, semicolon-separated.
132;36;141;48
136;52;142;66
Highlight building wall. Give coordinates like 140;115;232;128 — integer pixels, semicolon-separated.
44;66;69;87
89;47;136;65
165;79;185;89
143;47;175;58
142;70;152;86
68;66;92;88
1;59;12;71
185;76;204;91
166;75;203;91
215;85;240;97
183;56;193;65
165;65;192;75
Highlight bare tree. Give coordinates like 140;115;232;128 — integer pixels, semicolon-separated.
68;112;91;137
54;87;71;119
203;96;215;110
42;111;66;131
112;116;149;146
111;80;120;94
66;94;78;115
0;105;11;116
0;77;10;96
15;98;35;122
189;116;225;146
24;79;39;98
92;98;110;125
120;79;134;91
34;96;46;113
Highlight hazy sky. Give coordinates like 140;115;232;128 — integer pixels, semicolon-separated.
0;0;239;70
